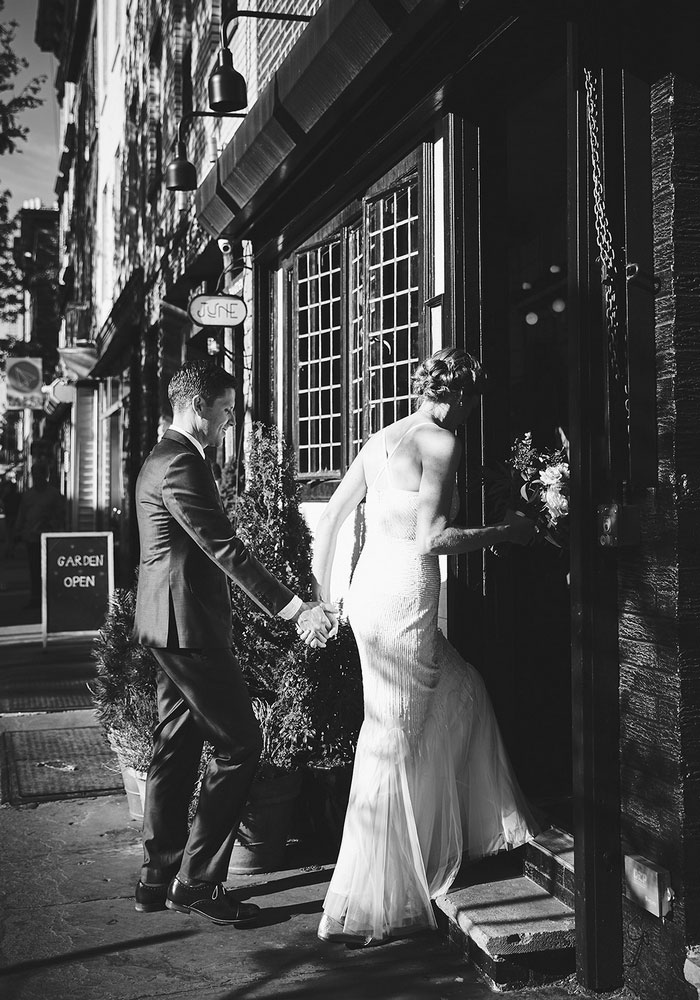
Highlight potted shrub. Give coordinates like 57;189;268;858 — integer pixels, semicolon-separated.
214;423;316;871
222;421;313;696
276;618;364;851
227;697;305;873
91;587;158;823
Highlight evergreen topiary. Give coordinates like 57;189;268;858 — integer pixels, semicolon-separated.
222;422;313;694
274;619;364;769
91;587;158;771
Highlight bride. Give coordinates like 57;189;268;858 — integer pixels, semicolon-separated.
306;347;538;946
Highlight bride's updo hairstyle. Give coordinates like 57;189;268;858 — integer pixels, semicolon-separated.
412;347;484;404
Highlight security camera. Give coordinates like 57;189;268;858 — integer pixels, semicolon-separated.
218;239;232;254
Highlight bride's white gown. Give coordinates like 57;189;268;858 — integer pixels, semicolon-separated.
322;425;538;941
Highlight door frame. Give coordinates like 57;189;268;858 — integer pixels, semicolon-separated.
444;14;630;991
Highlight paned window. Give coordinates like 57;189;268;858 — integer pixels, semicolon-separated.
366;184;420;435
348;224;364;458
296;242;343;475
288;168;424;480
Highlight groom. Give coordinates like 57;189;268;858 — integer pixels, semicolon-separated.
133;361;335;925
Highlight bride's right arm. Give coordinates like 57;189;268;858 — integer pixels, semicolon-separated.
415;434;533;555
311;452;368;602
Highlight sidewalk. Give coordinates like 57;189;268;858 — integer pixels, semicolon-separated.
0;645;631;1000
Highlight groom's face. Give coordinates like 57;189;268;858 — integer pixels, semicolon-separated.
197;388;236;447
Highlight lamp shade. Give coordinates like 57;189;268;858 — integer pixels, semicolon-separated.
165;141;198;191
208;48;248;113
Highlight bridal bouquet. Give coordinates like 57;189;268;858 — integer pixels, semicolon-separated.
483;432;570;550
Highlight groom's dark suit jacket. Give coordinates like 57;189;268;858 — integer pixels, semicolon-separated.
133;428;294;648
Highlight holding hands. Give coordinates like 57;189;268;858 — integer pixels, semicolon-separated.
294;601;339;648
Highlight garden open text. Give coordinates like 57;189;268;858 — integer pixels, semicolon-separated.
56;553;104;588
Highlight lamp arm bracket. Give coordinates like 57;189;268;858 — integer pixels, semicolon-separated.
178;110;246;143
222;9;313;48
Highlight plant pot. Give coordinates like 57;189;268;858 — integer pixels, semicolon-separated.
118;760;147;824
299;763;353;851
229;769;303;874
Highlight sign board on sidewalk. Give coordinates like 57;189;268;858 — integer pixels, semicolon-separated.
187;293;247;327
41;532;114;646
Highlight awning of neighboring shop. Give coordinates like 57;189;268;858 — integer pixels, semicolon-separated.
195;0;451;246
90;268;144;378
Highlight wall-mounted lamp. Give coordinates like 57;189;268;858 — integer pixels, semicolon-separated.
166;6;314;193
165;111;246;191
209;3;314;113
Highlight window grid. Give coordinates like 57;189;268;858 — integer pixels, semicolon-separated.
366;182;420;434
348;224;363;459
296;241;343;475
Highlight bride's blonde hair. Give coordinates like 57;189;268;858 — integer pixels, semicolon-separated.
412;347;484;403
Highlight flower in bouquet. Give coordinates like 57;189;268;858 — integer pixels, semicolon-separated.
484;431;570;551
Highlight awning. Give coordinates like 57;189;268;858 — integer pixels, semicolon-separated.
195;0;448;242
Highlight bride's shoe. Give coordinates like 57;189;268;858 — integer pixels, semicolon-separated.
317;913;372;947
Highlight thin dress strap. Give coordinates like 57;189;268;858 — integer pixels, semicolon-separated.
370;422;434;490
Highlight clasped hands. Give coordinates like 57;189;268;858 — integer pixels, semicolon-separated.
294;601;339;649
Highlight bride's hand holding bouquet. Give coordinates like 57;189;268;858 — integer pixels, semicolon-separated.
484;431;570;554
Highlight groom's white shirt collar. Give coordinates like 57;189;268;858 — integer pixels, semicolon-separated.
170;426;206;461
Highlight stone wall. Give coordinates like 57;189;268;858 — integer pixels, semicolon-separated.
618;72;700;1000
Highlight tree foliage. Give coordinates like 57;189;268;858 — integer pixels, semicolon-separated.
0;2;46;321
0;187;21;323
0;4;45;155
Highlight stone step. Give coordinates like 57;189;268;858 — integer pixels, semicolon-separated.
525;826;575;909
435;874;575;990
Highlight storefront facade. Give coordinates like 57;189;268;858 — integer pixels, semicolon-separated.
196;1;700;996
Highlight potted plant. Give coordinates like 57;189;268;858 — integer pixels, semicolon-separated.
202;422;314;871
227;697;305;873
222;421;313;696
91;587;158;823
276;618;364;851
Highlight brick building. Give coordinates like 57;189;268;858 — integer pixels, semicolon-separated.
32;0;700;996
34;0;318;579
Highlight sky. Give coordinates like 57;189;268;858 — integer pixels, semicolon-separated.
0;0;60;214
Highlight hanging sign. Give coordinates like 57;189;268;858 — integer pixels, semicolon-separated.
187;294;247;328
5;357;44;410
42;532;114;646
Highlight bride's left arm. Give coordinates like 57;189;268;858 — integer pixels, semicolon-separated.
311;453;367;603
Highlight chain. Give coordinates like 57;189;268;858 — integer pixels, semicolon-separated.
584;68;631;438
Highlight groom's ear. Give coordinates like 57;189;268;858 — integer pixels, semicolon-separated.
191;394;204;417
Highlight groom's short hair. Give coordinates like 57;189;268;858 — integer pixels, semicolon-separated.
168;361;236;412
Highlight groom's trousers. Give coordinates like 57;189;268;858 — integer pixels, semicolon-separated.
141;647;262;886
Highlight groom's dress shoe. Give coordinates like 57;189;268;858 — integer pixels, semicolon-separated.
166;876;262;926
135;880;168;912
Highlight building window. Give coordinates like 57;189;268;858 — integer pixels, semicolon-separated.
146;27;162;202
295;241;343;476
365;183;420;436
288;164;424;480
348;224;363;458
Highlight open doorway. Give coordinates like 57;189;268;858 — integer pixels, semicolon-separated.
474;57;573;830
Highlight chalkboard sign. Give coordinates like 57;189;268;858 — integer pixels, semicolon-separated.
41;532;114;645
